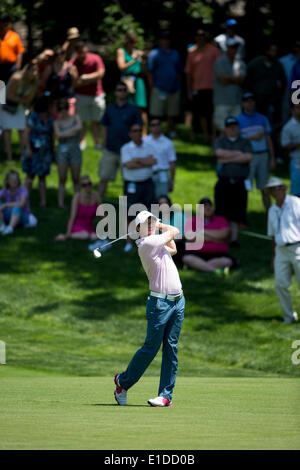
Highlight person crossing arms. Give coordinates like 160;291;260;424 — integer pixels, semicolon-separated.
114;210;185;407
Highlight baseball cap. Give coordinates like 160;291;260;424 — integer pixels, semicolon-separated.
226;37;240;47
225;116;238;127
67;27;80;40
199;197;212;205
135;210;159;227
226;18;238;27
242;92;255;101
264;177;285;189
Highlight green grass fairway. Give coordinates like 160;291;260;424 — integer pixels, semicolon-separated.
0;372;299;450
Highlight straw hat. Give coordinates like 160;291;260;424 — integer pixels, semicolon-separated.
67;27;80;40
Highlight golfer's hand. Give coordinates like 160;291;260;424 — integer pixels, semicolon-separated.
156;221;163;231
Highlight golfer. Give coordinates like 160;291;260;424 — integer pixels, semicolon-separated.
114;210;185;407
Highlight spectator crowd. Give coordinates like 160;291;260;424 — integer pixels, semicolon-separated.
1;15;300;324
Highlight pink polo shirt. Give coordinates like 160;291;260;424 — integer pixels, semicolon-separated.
136;233;182;295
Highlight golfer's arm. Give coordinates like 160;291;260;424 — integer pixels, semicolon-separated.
159;223;179;243
165;240;177;256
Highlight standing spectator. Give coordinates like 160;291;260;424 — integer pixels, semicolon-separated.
279;40;300;124
0;170;30;236
0;61;39;160
265;177;300;324
0;15;24;84
55;174;101;241
147;30;183;138
214;18;246;60
213;38;246;135
183;198;233;275
214;117;253;247
121;123;157;252
22;96;54;207
185;28;221;144
70;41;106;150
35;49;54;92
143;118;176;199
98;82;143;198
116;32;147;130
246;42;286;134
54;98;82;208
237;92;276;211
62;27;80;61
281;104;300;197
41;45;78;117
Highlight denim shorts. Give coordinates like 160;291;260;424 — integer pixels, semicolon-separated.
2;206;29;226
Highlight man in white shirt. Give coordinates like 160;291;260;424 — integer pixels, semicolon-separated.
121;123;157;252
143;118;177;199
266;177;300;324
214;18;246;61
281;104;300;196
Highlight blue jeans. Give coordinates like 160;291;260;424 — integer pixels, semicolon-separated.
0;202;29;226
119;294;185;400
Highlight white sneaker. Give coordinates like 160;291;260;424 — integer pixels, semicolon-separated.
114;374;127;406
124;242;133;253
80;142;87;151
148;396;172;407
283;312;299;325
2;226;14;236
0;223;7;233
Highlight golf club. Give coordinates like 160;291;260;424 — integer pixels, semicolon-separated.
93;231;136;258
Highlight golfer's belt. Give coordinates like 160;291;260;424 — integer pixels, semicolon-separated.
150;290;183;301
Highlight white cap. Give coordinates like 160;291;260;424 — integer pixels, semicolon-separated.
135;210;158;227
264;177;285;189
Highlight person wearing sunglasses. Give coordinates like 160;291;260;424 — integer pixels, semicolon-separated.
55;174;101;241
98;82;143;199
265;177;300;324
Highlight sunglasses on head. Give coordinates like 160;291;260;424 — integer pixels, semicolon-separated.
81;181;92;187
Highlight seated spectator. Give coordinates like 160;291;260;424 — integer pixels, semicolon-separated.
116;32;147;130
0;170;32;235
213;38;246;135
42;45;78;117
143;118;177;200
22;96;54;207
214;117;253;247
281;103;300;197
54;98;82;208
55;174;101;241
183;198;233;275
214;18;246;60
121;123;157;252
0;15;24;84
147;30;183;138
62;27;80;61
98;82;143;198
70;41;106;150
185;28;221;144
237;92;276;210
1;61;39;160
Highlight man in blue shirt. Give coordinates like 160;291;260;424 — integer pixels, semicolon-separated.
237;92;276;211
147;30;183;139
98;82;143;198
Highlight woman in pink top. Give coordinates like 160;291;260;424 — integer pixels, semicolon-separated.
183;197;234;275
55;174;101;241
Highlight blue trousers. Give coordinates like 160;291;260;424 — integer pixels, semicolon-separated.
119;294;185;400
0;202;29;226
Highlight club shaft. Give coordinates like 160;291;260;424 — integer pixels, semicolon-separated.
96;232;135;251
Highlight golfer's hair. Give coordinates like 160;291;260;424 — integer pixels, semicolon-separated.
4;170;21;189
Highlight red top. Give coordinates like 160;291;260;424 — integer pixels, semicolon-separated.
69;52;105;96
71;202;98;234
184;214;229;253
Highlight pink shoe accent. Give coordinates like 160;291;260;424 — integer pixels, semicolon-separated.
114;373;122;394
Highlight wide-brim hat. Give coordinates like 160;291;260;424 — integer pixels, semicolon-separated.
264;177;285;189
67;27;80;40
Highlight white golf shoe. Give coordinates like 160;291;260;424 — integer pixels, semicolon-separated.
148;396;172;407
283;312;299;325
114;374;127;406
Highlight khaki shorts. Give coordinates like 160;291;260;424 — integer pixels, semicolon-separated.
150;87;180;117
248;152;270;190
75;94;106;122
213;104;242;130
99;149;120;181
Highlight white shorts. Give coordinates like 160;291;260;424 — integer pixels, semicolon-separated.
75;94;106;122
